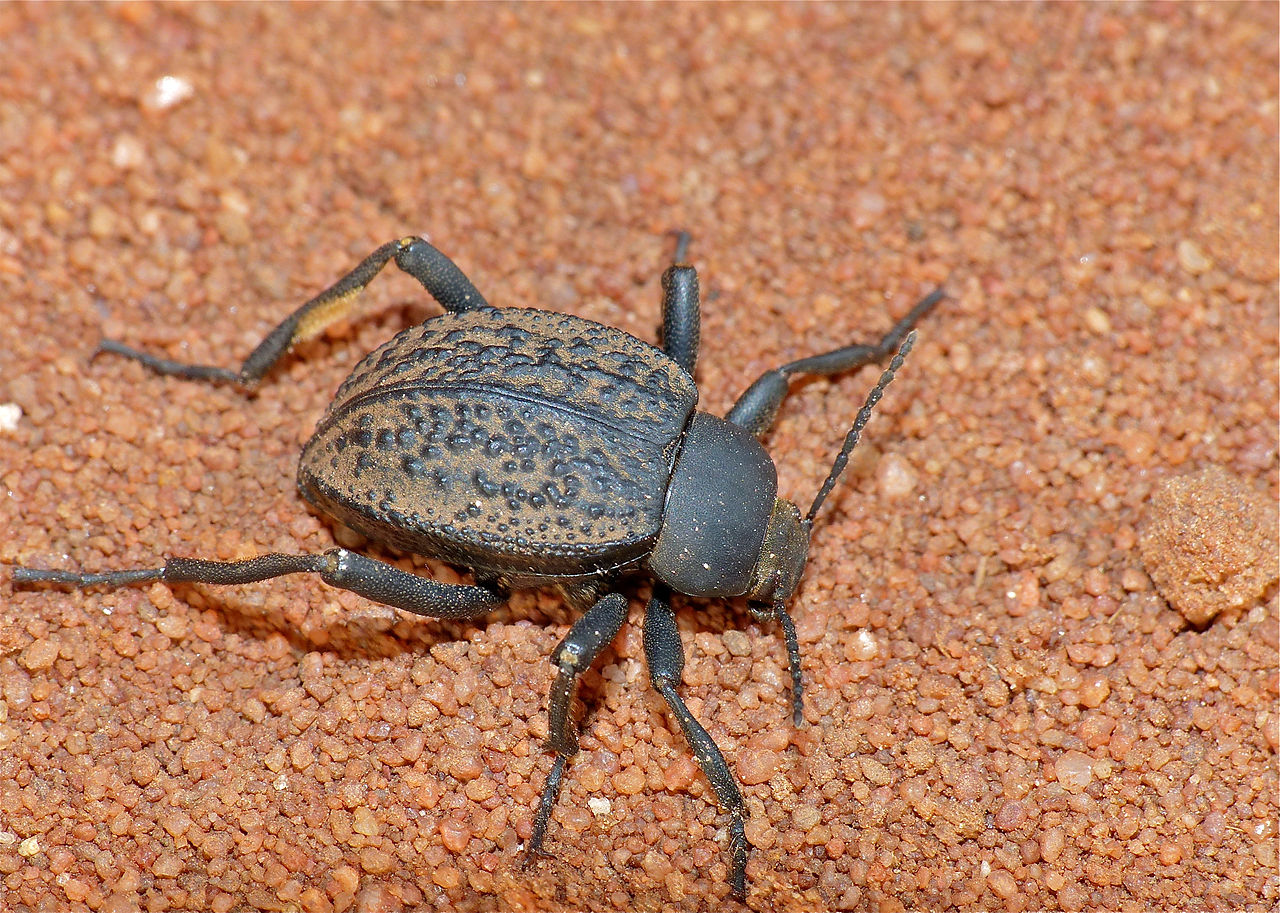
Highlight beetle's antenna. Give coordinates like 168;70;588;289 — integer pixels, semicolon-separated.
804;331;917;526
773;596;805;726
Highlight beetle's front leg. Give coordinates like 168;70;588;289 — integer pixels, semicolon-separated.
644;586;749;900
527;592;629;859
725;287;944;437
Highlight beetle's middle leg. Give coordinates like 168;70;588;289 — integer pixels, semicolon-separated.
527;592;629;859
724;287;944;437
97;236;490;389
644;585;749;900
658;231;700;376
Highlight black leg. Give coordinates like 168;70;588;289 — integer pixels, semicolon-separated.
527;592;629;859
644;586;749;900
659;231;700;377
725;287;944;437
11;548;503;619
96;236;491;389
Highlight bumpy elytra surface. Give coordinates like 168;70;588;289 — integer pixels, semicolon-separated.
299;308;697;579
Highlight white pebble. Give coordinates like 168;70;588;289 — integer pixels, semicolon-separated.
0;402;21;433
876;453;917;500
848;629;879;662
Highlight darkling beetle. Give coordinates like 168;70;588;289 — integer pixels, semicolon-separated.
12;232;941;899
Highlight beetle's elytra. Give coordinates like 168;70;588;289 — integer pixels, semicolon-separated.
301;307;696;578
12;233;942;900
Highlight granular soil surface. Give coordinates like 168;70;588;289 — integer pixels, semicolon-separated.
1;4;1276;912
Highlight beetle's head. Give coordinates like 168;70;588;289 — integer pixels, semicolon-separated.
745;498;809;607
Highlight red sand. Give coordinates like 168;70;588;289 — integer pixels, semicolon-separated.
1;4;1276;911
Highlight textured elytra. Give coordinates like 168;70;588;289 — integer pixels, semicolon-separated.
298;308;698;579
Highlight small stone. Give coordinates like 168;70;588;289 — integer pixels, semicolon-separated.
1057;882;1088;912
903;738;935;774
994;800;1028;831
155;615;189;640
737;748;781;786
130;752;160;786
0;402;23;433
289;742;315;771
1175;239;1213;275
722;629;752;657
844;629;879;662
861;757;892;786
1040;827;1066;863
352;808;379;837
439;818;470;853
152;855;183;878
876;452;917;500
953;27;989;57
988;869;1019;899
111;134;146;169
358;847;395;875
1054;751;1093;792
141;74;194;112
1078;672;1111;708
1082;306;1112;335
1139;465;1278;625
792;805;821;831
19;639;59;672
612;765;646;795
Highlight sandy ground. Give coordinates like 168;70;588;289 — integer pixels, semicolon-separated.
1;3;1276;911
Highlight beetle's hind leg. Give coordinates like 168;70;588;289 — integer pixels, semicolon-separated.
526;592;629;860
97;237;491;390
724;287;944;437
12;549;504;619
644;585;749;900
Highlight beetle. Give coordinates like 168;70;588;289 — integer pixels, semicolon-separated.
12;232;941;899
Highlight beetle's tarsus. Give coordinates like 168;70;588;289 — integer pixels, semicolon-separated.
527;753;569;864
728;820;749;901
10;565;164;588
94;338;243;386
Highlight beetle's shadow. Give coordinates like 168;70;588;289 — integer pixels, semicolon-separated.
175;567;761;672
